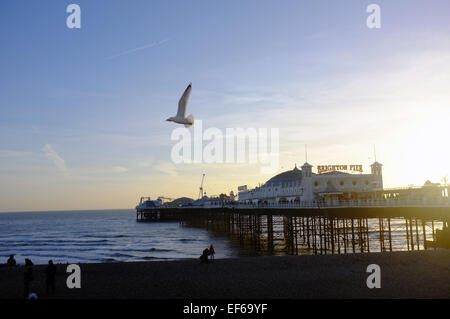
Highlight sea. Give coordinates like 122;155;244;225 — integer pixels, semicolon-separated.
0;210;236;265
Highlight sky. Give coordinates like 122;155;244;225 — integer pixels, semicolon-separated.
1;0;450;212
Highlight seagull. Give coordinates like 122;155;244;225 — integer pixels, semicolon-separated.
166;83;194;127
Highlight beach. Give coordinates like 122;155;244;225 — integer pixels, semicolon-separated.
1;250;449;299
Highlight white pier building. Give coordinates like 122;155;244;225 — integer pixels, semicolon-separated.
237;162;449;207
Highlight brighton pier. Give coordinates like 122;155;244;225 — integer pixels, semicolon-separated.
136;161;450;252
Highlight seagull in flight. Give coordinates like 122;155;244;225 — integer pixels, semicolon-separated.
166;83;194;127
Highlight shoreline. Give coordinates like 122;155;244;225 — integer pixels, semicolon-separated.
1;250;449;299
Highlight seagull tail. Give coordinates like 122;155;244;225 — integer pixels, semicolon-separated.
187;114;194;125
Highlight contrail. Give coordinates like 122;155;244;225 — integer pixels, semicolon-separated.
106;38;171;60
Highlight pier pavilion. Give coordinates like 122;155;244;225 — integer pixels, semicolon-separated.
237;162;449;207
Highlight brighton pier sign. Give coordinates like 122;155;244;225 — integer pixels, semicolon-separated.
317;165;363;174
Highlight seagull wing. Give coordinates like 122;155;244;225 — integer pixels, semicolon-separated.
177;83;192;117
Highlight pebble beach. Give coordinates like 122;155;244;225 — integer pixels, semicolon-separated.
1;250;449;299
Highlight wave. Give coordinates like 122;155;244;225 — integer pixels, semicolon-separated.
102;258;117;262
79;234;129;239
1;239;109;245
141;256;174;260
149;247;173;252
177;238;197;242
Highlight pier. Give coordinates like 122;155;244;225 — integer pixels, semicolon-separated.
137;206;450;255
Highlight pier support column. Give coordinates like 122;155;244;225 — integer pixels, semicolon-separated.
405;218;410;251
388;218;392;252
351;218;356;253
415;219;420;250
422;220;427;250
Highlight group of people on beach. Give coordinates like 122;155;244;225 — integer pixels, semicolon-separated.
200;244;215;263
4;244;216;297
3;255;57;299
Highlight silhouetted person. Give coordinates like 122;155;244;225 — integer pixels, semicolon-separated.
200;248;209;263
7;255;16;266
23;258;34;298
45;260;56;295
209;245;215;261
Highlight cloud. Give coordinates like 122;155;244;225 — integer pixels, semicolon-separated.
154;162;178;177
222;93;270;105
42;144;67;173
112;166;128;173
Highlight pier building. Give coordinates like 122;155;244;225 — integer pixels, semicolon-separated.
237;162;448;206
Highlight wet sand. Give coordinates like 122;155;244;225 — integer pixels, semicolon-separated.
1;250;449;299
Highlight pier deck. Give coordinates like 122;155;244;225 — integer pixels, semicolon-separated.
137;205;450;220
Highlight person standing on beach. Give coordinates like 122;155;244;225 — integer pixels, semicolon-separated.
23;258;34;298
209;245;215;261
45;260;56;295
7;254;16;266
200;248;209;263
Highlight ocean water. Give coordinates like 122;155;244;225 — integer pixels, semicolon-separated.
0;210;235;265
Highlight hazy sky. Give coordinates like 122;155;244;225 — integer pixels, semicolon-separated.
1;0;450;212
